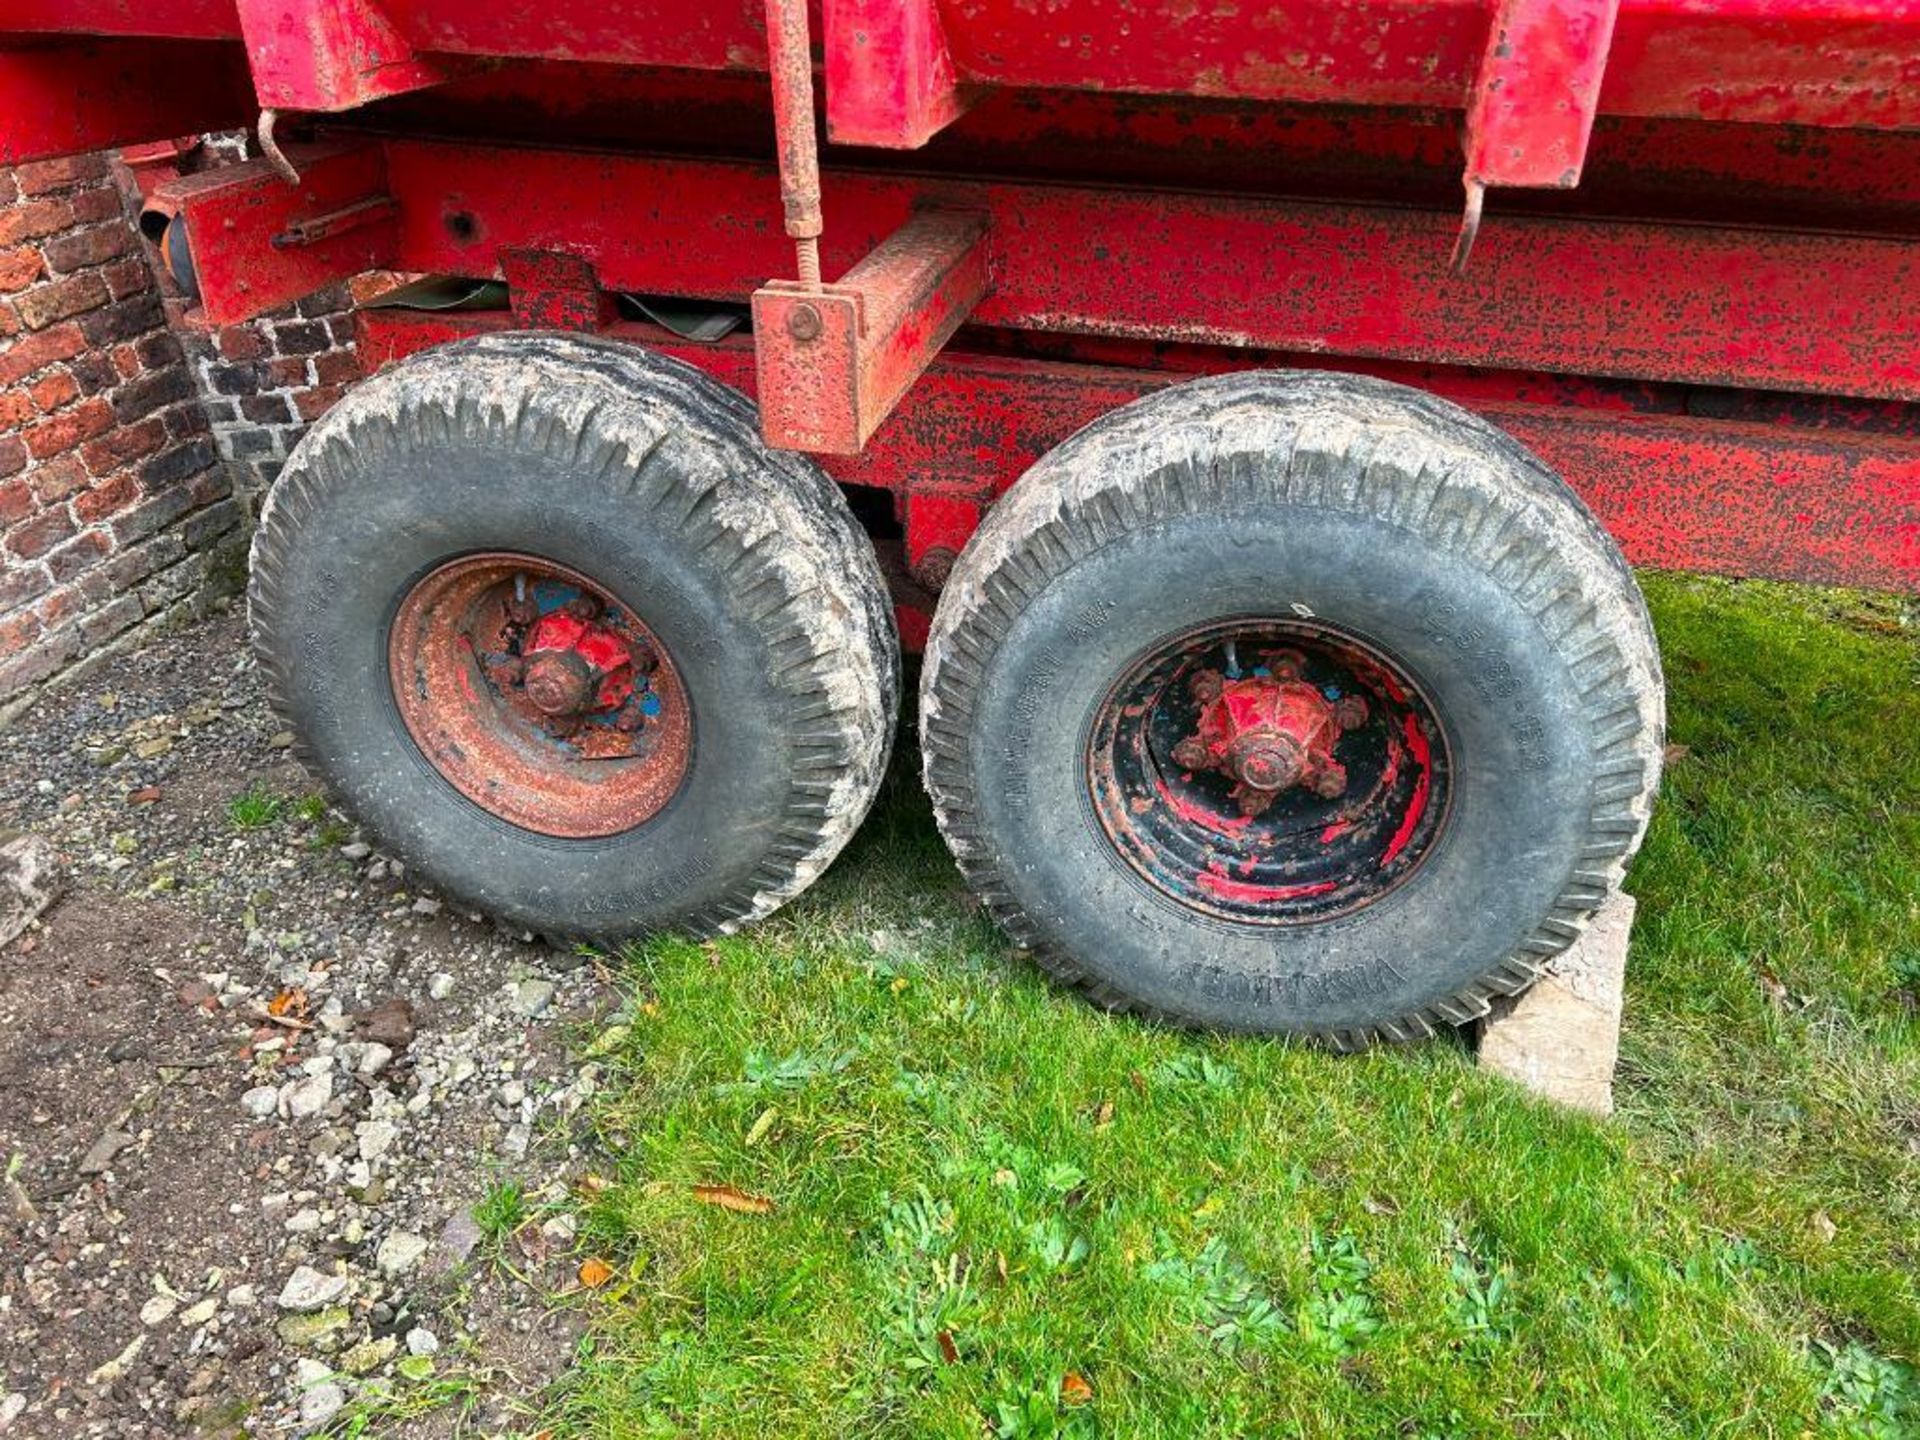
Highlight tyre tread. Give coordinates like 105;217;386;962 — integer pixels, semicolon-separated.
921;370;1663;1049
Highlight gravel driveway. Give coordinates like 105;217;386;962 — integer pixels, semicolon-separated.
0;600;619;1437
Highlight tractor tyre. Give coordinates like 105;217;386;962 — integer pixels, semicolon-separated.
249;332;898;943
920;370;1663;1047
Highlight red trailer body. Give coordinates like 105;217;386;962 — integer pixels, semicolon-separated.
2;0;1913;1043
5;0;1918;607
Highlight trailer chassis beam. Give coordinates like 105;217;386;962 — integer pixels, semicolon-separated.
155;136;1920;405
358;310;1920;604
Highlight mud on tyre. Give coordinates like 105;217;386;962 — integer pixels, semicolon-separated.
249;333;899;942
920;371;1663;1047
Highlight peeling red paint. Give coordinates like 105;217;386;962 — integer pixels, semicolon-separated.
1382;713;1434;868
1196;871;1339;906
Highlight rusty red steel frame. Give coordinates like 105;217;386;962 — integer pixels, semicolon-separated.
5;0;1920;617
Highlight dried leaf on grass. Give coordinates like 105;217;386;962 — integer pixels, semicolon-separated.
1061;1372;1093;1406
578;1257;614;1288
692;1184;774;1216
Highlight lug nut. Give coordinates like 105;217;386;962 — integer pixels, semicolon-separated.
1311;762;1349;800
1171;737;1211;771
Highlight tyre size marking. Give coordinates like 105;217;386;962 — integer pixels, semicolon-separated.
1184;955;1403;1006
1408;588;1552;773
568;851;714;914
1000;599;1115;817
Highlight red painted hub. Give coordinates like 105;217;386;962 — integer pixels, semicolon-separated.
1168;650;1371;815
1087;619;1451;925
387;553;692;838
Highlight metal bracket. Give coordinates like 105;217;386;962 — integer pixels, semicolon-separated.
753;209;991;454
1452;0;1620;270
234;0;466;112
825;0;978;149
271;195;399;249
152;142;397;324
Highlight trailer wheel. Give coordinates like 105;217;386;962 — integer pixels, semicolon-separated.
250;333;898;942
921;372;1663;1046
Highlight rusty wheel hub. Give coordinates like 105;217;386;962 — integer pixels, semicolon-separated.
388;553;692;838
1087;619;1451;924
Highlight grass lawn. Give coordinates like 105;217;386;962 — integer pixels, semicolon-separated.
531;575;1920;1438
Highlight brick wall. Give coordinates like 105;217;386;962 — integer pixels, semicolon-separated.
176;284;362;501
0;141;364;721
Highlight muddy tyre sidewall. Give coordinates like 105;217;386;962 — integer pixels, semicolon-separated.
250;334;898;941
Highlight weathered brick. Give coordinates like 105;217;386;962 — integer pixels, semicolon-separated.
0;626;81;694
184;498;241;551
0;481;31;528
29;455;88;504
0;321;85;386
68;351;119;396
0;392;31;428
103;257;152;302
73;469;142;524
188;468;233;506
272;319;330;354
79;593;143;648
0;171;16;207
0;561;52;614
209;361;262;396
0;436;27;480
296;287;349;319
240;392;293;424
140;552;209;613
164;403;210;440
79;292;164;347
42;223;133;275
81;416;167;476
106;530;184;590
111;485;196;545
313;349;360;387
7;506;77;560
111;342;143;380
13;270;109;330
325;316;355;346
0;610;43;655
70;186;125;225
0;198;74;247
136;330;184;371
225;428;277;461
293;384;347;422
14;154;111;195
36;573;109;631
45;529;110;583
23;397;115;459
141;437;218;491
110;366;194;423
0;246;44;294
28;369;79;413
216;325;270;361
264;357;310;387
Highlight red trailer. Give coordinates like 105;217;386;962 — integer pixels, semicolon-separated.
4;0;1916;1045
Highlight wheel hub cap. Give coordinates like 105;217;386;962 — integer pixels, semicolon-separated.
388;553;692;838
1087;619;1451;924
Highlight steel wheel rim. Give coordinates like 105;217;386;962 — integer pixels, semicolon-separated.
1086;617;1452;925
387;552;693;838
